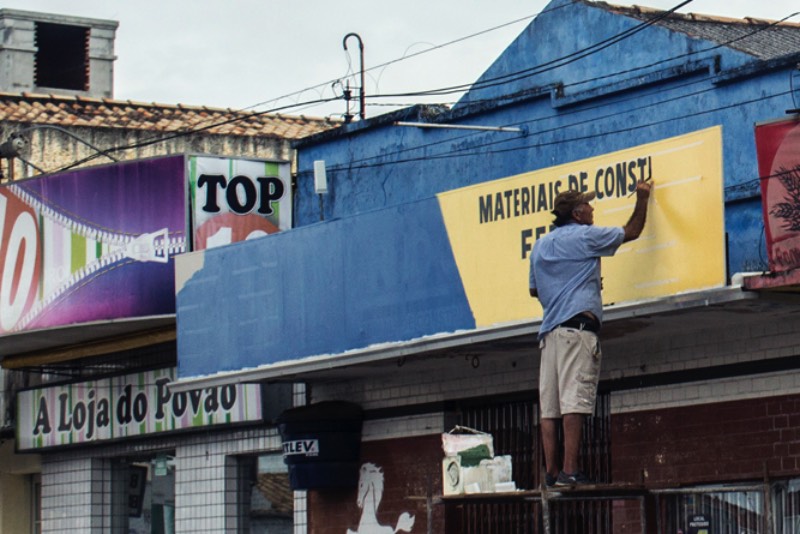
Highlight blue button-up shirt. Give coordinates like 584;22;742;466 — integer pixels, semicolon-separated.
529;223;624;339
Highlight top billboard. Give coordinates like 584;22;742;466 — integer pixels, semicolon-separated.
0;155;290;335
189;156;291;249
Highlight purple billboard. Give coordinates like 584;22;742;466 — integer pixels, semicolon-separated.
0;157;187;334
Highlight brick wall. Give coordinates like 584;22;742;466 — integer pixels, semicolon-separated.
309;435;442;534
612;393;800;486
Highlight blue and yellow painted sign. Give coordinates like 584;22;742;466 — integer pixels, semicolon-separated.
177;128;727;379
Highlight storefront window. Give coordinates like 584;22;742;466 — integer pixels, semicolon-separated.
125;454;176;534
773;479;800;533
237;453;293;533
656;485;765;533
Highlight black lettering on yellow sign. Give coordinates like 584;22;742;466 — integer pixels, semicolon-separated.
479;156;652;226
594;157;652;200
520;225;554;259
479;179;566;224
516;157;653;260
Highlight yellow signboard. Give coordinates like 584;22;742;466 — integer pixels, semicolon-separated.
437;127;725;327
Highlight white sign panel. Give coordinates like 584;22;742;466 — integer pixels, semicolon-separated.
189;156;291;250
17;367;263;450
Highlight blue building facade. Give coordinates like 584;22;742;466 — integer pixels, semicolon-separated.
178;0;800;380
292;0;799;275
174;3;800;532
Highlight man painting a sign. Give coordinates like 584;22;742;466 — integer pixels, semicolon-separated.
529;179;652;487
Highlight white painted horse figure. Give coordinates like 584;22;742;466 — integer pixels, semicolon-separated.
347;463;415;534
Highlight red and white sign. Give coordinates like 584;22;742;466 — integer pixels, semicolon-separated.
0;188;41;333
755;117;800;272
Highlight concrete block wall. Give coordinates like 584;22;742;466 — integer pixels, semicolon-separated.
606;313;800;414
39;425;301;533
0;9;117;97
175;427;289;533
311;310;800;441
41;456;113;533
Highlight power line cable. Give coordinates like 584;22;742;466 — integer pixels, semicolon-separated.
294;10;800;172
298;73;793;176
367;0;695;100
41;3;798;174
50;96;343;174
559;11;800;92
359;9;798;117
241;3;568;113
47;5;556;173
303;87;794;174
107;0;694;161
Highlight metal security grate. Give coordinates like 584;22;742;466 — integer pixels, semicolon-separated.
448;393;612;533
655;485;767;534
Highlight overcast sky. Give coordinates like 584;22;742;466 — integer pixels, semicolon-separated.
7;0;800;119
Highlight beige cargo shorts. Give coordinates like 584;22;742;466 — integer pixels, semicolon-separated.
539;326;602;418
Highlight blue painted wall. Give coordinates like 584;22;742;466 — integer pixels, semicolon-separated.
177;198;474;378
177;0;800;378
294;0;800;276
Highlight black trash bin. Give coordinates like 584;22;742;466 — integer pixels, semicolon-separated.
277;401;363;490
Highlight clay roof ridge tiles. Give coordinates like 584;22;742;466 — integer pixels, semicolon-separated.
0;92;339;138
598;1;800;28
588;0;800;61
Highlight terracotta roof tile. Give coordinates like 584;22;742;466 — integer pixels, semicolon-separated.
0;92;339;139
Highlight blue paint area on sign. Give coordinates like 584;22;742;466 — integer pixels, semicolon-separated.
177;197;475;378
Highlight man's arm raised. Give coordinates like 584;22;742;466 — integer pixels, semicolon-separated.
623;181;653;243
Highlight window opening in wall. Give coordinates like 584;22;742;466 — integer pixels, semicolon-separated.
34;22;90;91
773;479;800;534
116;452;176;534
255;454;294;532
236;453;294;533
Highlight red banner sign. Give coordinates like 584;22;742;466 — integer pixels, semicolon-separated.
755;117;800;272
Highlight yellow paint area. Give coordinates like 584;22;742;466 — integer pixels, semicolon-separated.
437;127;726;327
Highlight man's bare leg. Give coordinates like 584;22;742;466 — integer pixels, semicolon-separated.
562;413;584;475
541;417;561;479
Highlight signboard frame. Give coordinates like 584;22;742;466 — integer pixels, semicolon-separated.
15;366;265;452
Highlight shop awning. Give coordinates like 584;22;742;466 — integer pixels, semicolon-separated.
169;283;800;392
0;315;175;369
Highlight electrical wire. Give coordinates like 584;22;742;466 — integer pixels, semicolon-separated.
352;8;799;123
41;3;799;175
292;10;800;174
117;0;695;159
53;0;674;167
365;0;695;100
298;87;795;175
50;96;344;174
242;3;568;113
45;4;557;173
